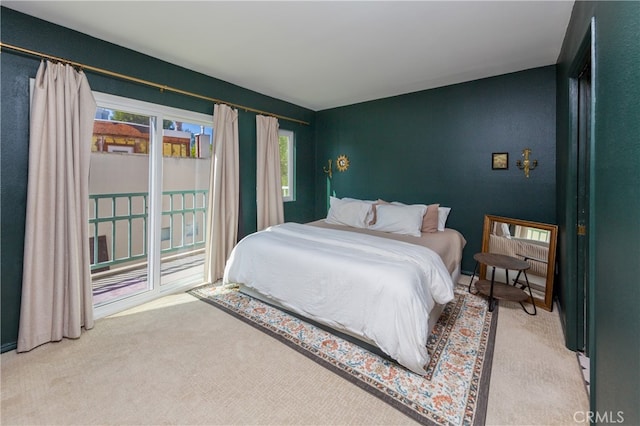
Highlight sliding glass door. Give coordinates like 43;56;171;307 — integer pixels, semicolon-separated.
160;121;212;288
89;108;153;307
89;92;213;318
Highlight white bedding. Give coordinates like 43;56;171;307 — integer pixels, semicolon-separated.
223;222;455;374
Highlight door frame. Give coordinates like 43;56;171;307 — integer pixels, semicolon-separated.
91;91;213;319
565;18;597;411
565;18;596;353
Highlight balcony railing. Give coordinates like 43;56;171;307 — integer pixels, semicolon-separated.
89;190;207;272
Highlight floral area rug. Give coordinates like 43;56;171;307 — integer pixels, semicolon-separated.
188;282;497;426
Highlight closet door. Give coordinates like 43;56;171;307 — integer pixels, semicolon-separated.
576;61;591;354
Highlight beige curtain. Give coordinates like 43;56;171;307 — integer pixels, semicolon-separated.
256;115;284;231
204;104;239;282
18;61;97;352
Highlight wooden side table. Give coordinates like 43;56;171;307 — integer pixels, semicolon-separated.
468;252;537;315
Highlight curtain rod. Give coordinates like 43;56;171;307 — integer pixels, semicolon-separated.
0;41;310;126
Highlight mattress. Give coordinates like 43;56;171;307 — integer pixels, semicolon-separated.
223;221;465;374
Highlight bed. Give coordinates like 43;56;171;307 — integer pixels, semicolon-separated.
222;198;467;375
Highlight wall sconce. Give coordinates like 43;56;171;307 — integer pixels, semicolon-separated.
323;155;350;179
516;148;538;178
323;159;333;179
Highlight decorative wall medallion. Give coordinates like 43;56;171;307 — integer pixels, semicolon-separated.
336;154;350;172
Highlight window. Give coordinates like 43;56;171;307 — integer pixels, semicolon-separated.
525;227;551;243
279;129;295;202
93;108;212;159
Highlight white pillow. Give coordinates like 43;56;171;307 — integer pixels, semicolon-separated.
391;201;451;232
368;204;427;237
437;207;451;231
326;197;372;228
342;197;376;225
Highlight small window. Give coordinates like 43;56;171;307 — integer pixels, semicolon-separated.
279;129;295;202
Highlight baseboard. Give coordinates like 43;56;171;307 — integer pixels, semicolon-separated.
554;296;578;351
1;341;17;354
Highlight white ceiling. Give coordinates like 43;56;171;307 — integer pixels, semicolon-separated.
4;1;575;111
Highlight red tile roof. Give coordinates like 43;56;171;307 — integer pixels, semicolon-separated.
93;121;191;145
93;121;146;138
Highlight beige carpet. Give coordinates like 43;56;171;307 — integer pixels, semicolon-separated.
484;298;590;425
1;276;589;425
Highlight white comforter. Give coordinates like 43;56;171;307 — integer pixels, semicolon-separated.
223;222;455;374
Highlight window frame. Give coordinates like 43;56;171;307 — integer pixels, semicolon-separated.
279;128;295;202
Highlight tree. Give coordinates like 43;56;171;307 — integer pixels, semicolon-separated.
111;111;149;125
279;136;289;188
110;111;175;131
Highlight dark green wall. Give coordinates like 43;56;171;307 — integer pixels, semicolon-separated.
557;1;640;423
5;8;638;421
315;66;557;273
0;7;316;351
